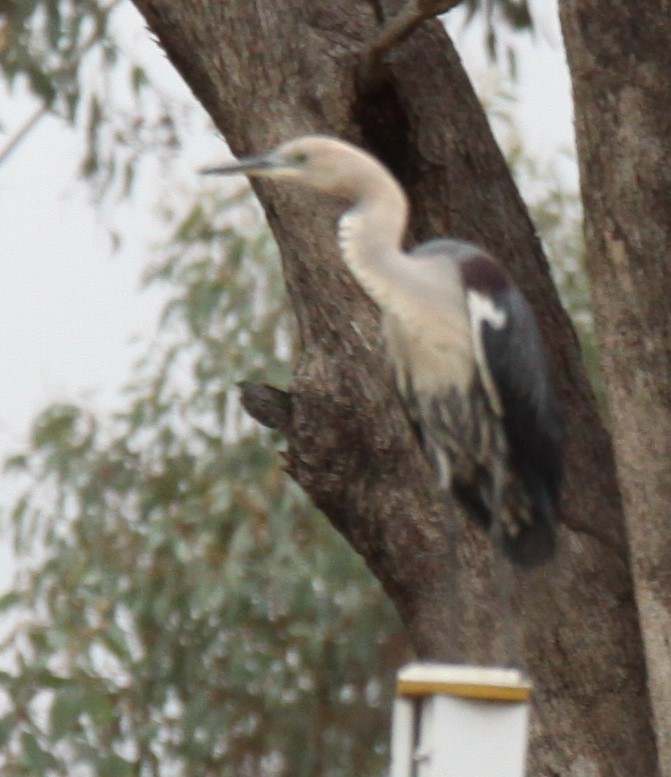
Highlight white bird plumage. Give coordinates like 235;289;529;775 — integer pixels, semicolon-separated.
202;135;563;566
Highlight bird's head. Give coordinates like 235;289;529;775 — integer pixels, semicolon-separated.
201;135;391;202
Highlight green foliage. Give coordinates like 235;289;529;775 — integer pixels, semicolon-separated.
0;0;111;107
0;0;180;198
462;0;534;75
480;79;602;398
513;151;604;400
1;194;406;776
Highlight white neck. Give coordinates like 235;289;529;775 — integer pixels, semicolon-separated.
337;169;409;310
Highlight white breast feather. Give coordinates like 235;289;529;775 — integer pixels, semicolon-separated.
466;290;506;416
338;212;395;308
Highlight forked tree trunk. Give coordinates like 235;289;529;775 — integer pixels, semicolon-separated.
131;1;660;773
560;1;671;773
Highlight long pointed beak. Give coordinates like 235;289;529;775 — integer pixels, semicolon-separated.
199;155;277;177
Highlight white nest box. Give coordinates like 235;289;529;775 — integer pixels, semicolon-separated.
389;663;532;777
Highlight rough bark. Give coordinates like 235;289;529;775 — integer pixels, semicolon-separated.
560;2;671;772
132;1;659;773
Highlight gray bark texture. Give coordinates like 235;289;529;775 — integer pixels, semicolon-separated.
560;1;671;773
131;0;661;773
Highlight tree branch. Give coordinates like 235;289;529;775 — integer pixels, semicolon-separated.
0;105;46;167
358;0;463;87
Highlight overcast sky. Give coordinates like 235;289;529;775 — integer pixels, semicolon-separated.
0;0;575;590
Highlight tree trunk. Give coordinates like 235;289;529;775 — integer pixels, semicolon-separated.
131;1;659;773
560;1;671;773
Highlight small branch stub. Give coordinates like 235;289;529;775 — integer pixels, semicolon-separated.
238;381;292;434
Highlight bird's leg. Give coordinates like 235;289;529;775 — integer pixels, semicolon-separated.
358;0;464;87
490;465;525;670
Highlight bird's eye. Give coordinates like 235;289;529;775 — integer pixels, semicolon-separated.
291;152;308;165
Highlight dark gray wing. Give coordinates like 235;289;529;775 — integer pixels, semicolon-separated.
457;246;562;564
481;286;563;530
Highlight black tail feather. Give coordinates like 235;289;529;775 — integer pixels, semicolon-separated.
451;478;557;568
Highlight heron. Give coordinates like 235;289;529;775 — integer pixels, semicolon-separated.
202;135;563;568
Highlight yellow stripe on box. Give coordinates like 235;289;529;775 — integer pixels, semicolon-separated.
397;680;532;702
